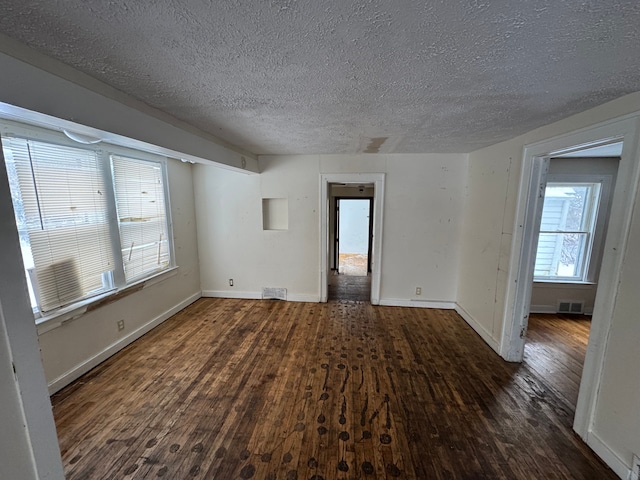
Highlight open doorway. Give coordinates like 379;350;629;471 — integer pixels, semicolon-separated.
335;197;373;276
501;116;640;443
524;148;620;407
328;186;373;301
320;174;385;304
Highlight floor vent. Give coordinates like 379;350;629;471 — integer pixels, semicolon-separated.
557;301;584;314
262;287;287;301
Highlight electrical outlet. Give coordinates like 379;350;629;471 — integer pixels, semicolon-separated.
229;278;234;286
631;454;640;480
416;287;422;296
117;320;125;331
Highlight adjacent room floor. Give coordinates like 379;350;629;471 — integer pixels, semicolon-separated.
524;313;591;408
51;298;614;479
328;272;371;302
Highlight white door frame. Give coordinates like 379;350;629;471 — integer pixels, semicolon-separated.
501;115;640;441
320;173;385;304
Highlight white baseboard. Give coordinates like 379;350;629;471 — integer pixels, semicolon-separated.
202;290;262;299
586;430;629;479
288;294;321;303
379;298;456;309
530;305;594;315
454;303;500;354
202;290;320;303
530;304;557;314
47;291;202;394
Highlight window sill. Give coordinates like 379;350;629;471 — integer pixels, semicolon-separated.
533;280;597;288
36;267;179;334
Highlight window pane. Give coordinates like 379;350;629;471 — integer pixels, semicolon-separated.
534;232;588;278
112;155;170;282
535;181;601;282
2;137;114;312
541;184;596;232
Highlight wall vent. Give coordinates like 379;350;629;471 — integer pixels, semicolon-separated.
262;287;287;301
557;300;584;314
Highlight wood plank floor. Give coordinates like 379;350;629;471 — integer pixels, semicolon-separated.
52;299;615;479
328;272;371;302
524;313;591;408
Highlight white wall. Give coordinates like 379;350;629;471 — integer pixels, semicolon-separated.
594;177;640;465
38;159;202;392
195;154;468;306
457;91;640;475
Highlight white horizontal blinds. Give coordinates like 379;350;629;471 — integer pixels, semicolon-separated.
4;137;114;311
111;155;169;282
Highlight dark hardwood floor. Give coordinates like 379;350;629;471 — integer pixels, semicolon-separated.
524;313;591;407
52;299;615;479
328;272;371;302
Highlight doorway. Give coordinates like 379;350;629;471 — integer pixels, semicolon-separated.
501;116;640;441
334;197;373;276
329;196;373;302
319;174;385;304
524;151;620;407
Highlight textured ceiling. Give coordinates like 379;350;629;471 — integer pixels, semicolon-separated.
1;1;639;155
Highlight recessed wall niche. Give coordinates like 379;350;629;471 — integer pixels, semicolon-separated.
262;198;288;230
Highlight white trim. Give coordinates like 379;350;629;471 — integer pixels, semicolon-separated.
202;290;262;300
379;298;456;310
47;291;201;394
202;290;321;303
586;430;630;480
455;304;501;354
288;294;321;303
320;173;385;304
533;281;597;288
501;153;549;361
501;115;640;445
529;305;594;315
529;305;558;314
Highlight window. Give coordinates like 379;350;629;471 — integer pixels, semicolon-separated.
112;155;170;282
534;182;601;282
1;123;173;316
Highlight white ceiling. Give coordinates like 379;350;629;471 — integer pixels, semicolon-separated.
0;1;639;155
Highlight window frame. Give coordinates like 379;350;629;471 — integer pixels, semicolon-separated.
0;120;176;322
534;173;613;284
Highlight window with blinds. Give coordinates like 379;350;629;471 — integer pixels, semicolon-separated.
3;138;114;311
1;127;173;316
112;155;170;282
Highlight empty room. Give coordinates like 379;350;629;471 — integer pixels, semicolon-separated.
1;2;640;479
